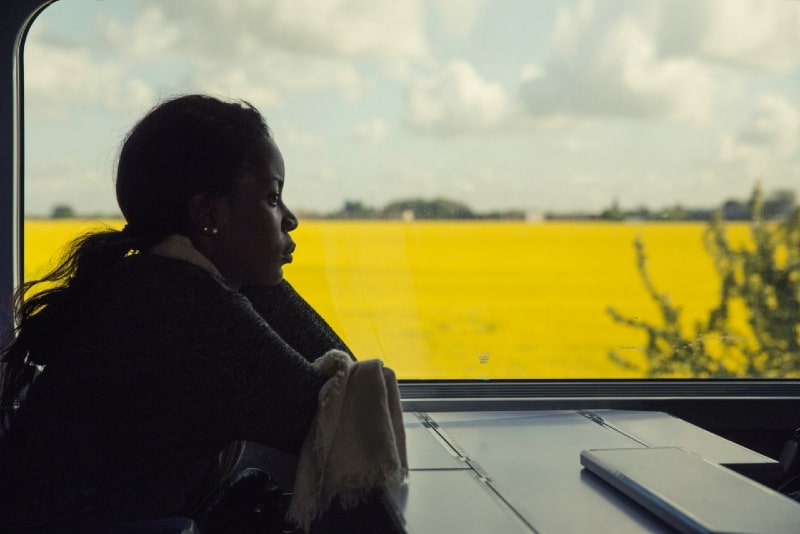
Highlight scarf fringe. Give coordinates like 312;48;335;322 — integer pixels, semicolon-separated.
286;350;408;531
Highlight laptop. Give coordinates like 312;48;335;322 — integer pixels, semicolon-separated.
580;447;800;534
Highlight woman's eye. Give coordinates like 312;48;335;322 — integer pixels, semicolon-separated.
267;193;280;207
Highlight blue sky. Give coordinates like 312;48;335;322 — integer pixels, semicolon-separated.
22;0;800;217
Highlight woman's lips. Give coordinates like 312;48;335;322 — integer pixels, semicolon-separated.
282;242;296;263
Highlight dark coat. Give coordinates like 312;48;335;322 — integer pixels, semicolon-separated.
0;252;349;531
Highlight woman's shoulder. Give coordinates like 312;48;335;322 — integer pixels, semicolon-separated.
75;253;261;350
91;252;237;309
115;252;226;284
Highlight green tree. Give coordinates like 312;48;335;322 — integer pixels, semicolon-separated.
601;197;624;221
50;204;75;219
382;198;475;219
607;184;800;377
332;200;378;219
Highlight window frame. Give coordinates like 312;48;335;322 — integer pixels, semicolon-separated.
4;1;800;450
0;0;52;336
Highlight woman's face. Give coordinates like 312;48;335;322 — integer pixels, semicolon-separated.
210;139;298;288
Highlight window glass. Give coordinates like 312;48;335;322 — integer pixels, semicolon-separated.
24;0;800;379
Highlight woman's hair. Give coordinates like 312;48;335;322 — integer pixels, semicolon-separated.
0;95;273;428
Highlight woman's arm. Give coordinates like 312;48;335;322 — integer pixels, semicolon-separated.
240;281;354;362
78;258;329;453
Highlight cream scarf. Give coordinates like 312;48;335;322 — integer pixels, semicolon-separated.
287;350;408;532
149;234;224;280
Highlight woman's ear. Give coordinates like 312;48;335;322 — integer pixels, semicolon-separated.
187;193;219;236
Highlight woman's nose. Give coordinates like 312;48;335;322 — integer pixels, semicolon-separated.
283;206;299;232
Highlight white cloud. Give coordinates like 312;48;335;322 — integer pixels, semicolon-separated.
429;0;487;37
23;0;800;215
276;123;323;149
520;64;544;82
351;119;389;144
97;5;181;62
721;93;800;173
29;0;429;119
24;36;155;118
140;0;428;60
561;137;596;153
552;0;595;59
408;60;513;135
516;0;799;127
611;18;714;125
105;0;412;110
701;0;800;72
188;51;373;111
197;68;285;110
521;3;715;124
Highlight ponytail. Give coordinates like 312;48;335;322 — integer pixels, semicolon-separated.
0;227;151;430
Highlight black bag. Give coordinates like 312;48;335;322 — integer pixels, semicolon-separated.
195;467;298;534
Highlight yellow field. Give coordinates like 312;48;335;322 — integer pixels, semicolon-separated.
23;219;752;379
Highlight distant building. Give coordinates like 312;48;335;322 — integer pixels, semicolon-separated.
525;211;544;223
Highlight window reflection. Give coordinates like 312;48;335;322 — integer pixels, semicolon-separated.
24;0;800;379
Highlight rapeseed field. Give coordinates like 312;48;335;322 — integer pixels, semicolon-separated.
23;219;751;379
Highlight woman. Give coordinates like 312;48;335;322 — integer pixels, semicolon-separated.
0;95;351;531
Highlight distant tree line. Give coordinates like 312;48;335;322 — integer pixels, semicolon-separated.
593;189;796;222
46;204;118;219
321;198;527;221
45;187;798;222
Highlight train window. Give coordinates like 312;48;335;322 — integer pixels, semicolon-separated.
22;0;800;381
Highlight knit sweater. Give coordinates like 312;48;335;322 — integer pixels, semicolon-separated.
0;252;350;532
